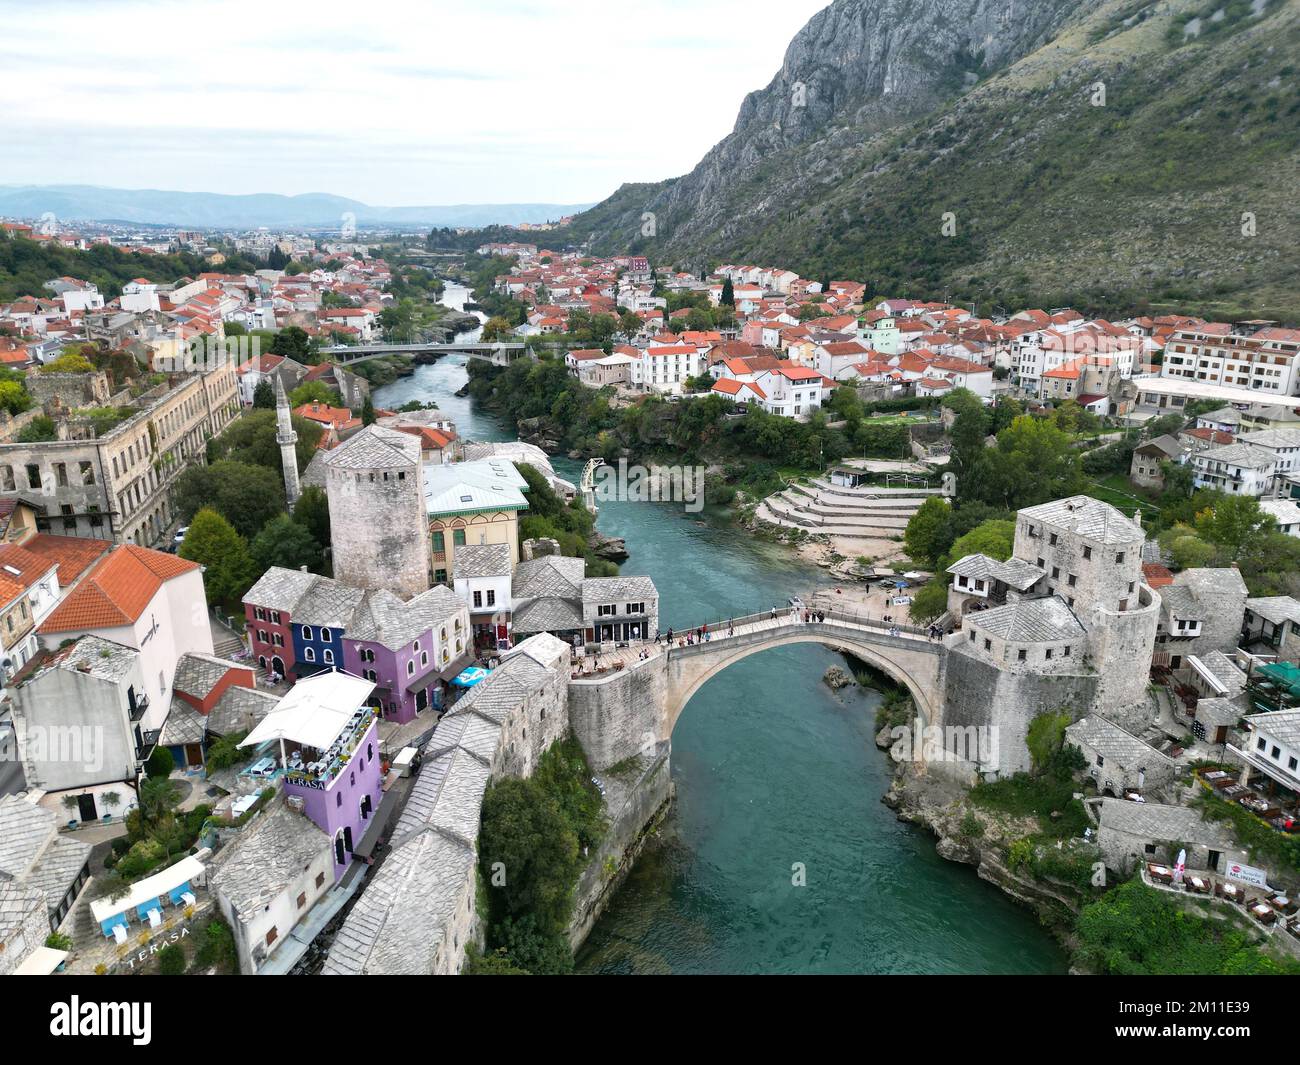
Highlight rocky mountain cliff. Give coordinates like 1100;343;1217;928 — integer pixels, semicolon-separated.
566;0;1300;318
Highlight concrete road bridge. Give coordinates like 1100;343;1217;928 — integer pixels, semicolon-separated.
660;604;945;731
317;341;527;366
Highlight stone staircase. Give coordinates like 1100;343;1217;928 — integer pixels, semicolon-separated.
758;477;931;540
209;620;247;661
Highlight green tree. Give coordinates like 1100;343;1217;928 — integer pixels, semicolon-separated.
479;777;581;933
251;514;322;574
720;277;734;305
945;519;1016;569
206;411;322;480
482;316;513;342
267;325;313;362
38;352;95;374
904;497;954;568
289;380;339;407
179;508;256;605
968;416;1083;510
0;379;32;415
251;379;276;409
909;579;950;622
176;461;286;538
293;486;332;549
15;416;56;442
361;395;375;426
1193;495;1270;561
144;745;176;781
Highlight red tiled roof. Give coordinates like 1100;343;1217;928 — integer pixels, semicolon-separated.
39;544;199;633
20;534;111;586
1142;563;1174;589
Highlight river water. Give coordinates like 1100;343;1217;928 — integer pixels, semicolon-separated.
372;284;1067;975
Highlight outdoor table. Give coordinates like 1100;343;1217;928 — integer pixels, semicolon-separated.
1147;863;1174;884
1203;771;1229;782
1211;777;1238;790
1268;895;1291;912
1222;784;1248;798
1217;883;1242;902
1249;902;1276;923
1187;876;1211;894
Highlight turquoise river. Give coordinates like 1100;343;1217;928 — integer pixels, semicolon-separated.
370;288;1067;975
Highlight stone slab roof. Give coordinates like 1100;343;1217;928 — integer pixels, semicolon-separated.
968;595;1086;644
0;881;45;942
1246;596;1300;627
1194;697;1245;727
511;554;585;600
1246;707;1300;748
1196;650;1246;693
22;835;90;916
947;553;1042;591
581;575;657;604
209;801;328;916
173;652;242;701
452;543;512;580
1098;798;1233;848
320;825;472;976
242;566;316;613
512;597;584;634
1019;496;1144;546
322;425;420;470
1066;716;1174;771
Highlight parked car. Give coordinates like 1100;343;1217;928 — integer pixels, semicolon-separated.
173;526;189;545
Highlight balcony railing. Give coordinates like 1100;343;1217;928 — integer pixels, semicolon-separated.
128;693;150;721
135;728;161;762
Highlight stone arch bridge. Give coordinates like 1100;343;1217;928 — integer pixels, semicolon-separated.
566;603;950;774
660;608;945;736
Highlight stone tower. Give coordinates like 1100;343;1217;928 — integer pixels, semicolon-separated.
323;425;431;599
275;376;301;513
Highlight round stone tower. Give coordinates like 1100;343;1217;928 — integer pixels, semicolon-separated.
323;425;431;599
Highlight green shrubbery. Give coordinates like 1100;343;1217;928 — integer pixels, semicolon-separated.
477;735;606;974
1075;879;1300;975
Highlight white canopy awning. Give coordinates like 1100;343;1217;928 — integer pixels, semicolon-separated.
239;671;375;752
1188;655;1229;696
14;945;69;975
90;855;207;925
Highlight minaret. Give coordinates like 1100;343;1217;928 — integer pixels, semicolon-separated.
275;376;301;512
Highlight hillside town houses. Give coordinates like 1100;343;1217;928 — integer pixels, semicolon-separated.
2;218;1300;977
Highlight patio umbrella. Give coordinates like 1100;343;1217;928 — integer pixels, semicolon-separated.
1174;848;1186;885
452;666;489;688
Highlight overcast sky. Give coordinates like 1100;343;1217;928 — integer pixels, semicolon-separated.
0;0;829;207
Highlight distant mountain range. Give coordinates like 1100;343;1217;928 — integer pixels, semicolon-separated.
0;185;594;230
566;0;1299;320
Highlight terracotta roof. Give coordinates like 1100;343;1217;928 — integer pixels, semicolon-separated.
20;534;111;586
1142;563;1174;588
39;545;200;633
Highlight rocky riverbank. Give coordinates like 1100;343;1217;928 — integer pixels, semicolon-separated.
878;739;1089;956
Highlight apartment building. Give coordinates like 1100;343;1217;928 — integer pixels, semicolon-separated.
0;367;239;546
1161;325;1300;396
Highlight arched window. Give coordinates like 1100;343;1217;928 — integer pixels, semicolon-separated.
304;647;316;663
406;660;415;676
323;649;334;665
301;626;313;641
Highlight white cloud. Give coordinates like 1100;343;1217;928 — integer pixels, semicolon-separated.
0;0;829;205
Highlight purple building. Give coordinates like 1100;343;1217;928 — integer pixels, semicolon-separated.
238;672;387;881
343;586;473;724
